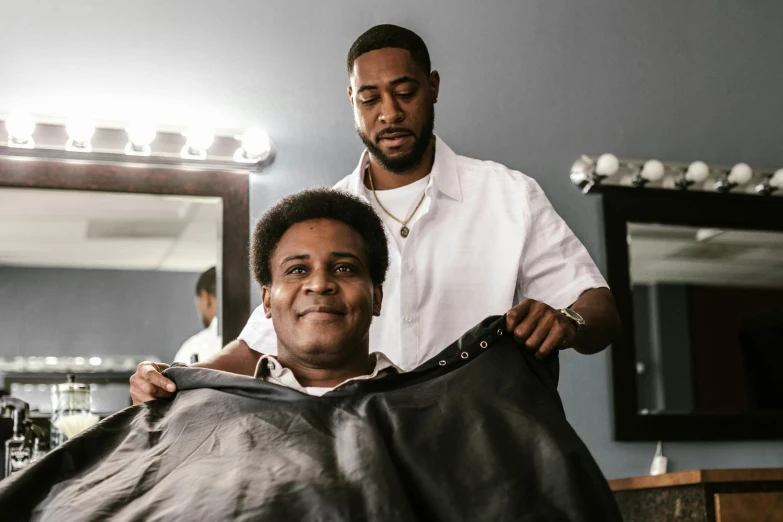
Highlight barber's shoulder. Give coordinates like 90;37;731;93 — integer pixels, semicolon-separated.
456;154;540;193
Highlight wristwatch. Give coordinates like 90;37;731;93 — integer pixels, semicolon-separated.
558;308;586;343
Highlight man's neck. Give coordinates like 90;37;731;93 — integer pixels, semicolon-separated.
276;350;373;388
365;139;436;191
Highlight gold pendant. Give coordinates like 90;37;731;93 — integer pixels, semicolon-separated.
400;226;409;238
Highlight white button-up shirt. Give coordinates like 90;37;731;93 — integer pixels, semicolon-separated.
239;137;607;370
174;317;222;364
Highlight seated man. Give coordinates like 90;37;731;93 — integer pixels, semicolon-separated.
0;189;621;522
247;188;400;395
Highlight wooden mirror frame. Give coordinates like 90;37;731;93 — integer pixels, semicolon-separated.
0;157;250;343
594;185;783;441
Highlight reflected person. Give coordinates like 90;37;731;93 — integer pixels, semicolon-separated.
173;267;222;364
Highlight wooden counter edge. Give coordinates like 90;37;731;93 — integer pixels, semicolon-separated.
609;468;783;492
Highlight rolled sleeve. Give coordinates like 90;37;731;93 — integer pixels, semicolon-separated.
519;181;608;310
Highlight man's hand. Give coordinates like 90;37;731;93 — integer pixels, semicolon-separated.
505;299;577;360
130;362;177;404
128;341;262;405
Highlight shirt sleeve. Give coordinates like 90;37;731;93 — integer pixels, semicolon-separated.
236;305;279;355
518;180;608;310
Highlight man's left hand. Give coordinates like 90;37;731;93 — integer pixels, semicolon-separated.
505;299;577;360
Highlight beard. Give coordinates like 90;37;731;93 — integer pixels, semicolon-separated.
356;108;435;174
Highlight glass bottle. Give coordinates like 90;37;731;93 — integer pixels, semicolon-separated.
50;375;98;448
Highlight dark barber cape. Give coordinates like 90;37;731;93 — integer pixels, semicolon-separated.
0;316;622;522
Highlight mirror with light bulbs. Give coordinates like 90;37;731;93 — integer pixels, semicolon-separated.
0;156;250;419
589;177;783;441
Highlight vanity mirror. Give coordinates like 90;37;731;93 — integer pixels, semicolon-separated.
595;184;783;440
0;156;250;416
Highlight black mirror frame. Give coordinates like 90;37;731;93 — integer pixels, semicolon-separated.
594;184;783;441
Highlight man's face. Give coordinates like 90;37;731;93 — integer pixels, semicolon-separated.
348;47;439;173
194;291;214;328
262;219;382;367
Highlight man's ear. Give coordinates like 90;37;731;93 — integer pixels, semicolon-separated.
261;286;272;319
347;85;355;109
429;70;440;103
372;284;383;317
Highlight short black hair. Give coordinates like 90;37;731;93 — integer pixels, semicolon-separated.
252;188;389;287
347;24;431;75
196;267;217;296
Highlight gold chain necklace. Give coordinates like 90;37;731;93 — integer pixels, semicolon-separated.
366;166;427;238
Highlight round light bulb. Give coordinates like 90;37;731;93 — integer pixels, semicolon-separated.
240;128;271;158
641;159;665;182
728;163;753;185
184;126;214;151
684;161;709;183
770;168;783;189
126;121;157;148
66;117;95;143
5;111;36;141
595;153;619;177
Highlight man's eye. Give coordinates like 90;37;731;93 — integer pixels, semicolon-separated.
361;98;378;105
396;92;414;98
335;266;354;273
286;267;307;275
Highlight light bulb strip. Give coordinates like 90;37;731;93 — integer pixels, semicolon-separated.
0;118;274;173
571;154;783;196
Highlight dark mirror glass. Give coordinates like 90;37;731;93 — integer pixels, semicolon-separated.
629;223;783;415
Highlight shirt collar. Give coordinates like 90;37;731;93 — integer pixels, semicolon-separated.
253;352;402;392
345;135;463;202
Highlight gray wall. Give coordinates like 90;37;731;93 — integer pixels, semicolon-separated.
2;1;783;478
0;267;204;363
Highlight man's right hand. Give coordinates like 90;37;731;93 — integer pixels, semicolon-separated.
130;362;177;404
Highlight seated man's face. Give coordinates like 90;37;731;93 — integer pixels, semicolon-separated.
262;218;382;367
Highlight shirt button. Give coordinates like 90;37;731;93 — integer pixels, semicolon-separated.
404;316;412;323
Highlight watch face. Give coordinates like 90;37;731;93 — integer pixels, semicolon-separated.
563;308;586;326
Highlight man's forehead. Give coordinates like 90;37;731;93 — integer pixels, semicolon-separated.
350;48;422;84
273;219;366;259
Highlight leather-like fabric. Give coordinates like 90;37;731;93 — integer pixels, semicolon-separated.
0;316;621;521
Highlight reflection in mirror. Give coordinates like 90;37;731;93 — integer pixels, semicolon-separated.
629;223;783;415
0;188;222;417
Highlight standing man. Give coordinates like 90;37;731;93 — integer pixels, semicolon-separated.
172;267;222;364
131;24;620;403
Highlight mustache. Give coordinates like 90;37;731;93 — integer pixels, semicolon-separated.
376;127;415;142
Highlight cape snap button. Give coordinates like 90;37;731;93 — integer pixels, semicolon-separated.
460;352;469;359
480;341;488;349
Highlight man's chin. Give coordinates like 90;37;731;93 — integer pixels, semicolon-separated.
295;319;347;340
375;151;422;174
294;340;354;363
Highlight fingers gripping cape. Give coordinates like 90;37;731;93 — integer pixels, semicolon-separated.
0;316;622;521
